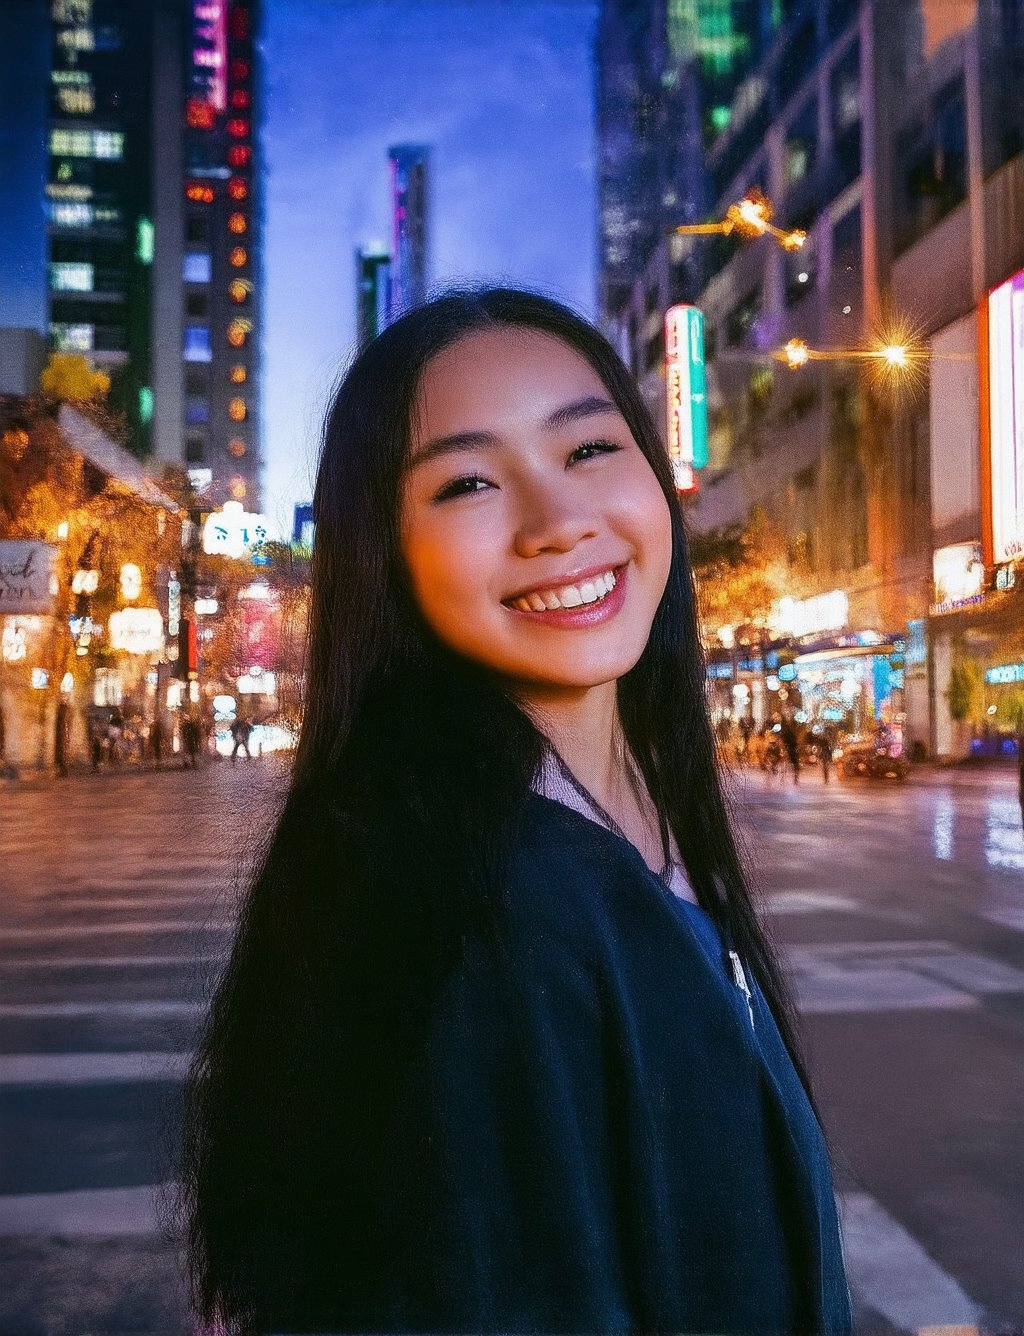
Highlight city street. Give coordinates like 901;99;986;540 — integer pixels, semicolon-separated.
1;759;1022;1335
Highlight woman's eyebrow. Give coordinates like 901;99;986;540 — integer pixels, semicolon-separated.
409;395;621;470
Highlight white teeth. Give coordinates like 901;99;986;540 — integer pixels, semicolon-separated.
508;568;619;613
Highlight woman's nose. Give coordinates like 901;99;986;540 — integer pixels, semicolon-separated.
512;480;599;558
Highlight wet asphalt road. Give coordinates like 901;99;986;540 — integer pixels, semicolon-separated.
0;756;1022;1335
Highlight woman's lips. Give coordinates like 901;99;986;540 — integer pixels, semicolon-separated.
503;563;629;629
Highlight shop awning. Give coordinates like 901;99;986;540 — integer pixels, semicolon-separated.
58;405;182;514
795;641;901;666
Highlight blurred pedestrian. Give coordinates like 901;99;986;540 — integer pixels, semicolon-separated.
151;714;165;768
55;697;71;777
781;718;801;784
182;714;202;768
815;726;834;784
107;706;124;764
230;716;252;761
181;289;851;1336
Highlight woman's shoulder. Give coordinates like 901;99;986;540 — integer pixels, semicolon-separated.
499;791;678;945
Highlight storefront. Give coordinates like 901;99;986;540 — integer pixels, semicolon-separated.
790;635;906;737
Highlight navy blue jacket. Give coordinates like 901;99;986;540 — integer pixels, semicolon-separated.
357;793;853;1334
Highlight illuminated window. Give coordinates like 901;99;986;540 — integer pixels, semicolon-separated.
50;201;94;227
228;397;247;421
49;128;88;156
50;322;94;351
230;477;247;500
138;386;154;424
230;88;250;109
93;130;123;158
227;144;251;168
56;24;94;53
228;279;251;303
52;1;92;21
49;128;122;158
227;212;248;234
186;181;215;203
228;176;248;200
229;365;247;384
56;84;95;115
94;206;121;225
227;118;249;138
184;326;213;362
228;437;247;457
183;252;212;283
230;58;249;80
50;261;94;291
229;7;249;40
185;396;210;425
227;318;251;347
186;98;216;130
229;246;248;267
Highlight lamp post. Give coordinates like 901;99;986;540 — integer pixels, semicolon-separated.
671;188;807;253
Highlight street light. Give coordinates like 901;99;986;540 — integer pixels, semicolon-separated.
672;188;806;254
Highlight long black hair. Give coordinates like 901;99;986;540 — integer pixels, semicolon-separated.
180;287;819;1332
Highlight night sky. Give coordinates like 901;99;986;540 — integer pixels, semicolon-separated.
261;0;598;536
0;1;598;538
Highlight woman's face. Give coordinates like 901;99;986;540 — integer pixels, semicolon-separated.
399;327;674;696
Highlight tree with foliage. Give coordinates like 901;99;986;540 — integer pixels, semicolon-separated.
39;352;111;404
946;656;984;724
688;507;798;642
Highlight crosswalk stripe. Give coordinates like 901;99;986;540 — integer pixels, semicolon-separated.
838;1191;986;1331
0;951;226;970
1;920;232;942
0;1183;170;1236
0;1050;193;1085
31;895;237;912
0;1000;206;1019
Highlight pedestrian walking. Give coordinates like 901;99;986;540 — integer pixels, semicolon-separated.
815;725;835;784
781;717;802;784
229;716;252;761
150;714;165;768
182;714;202;769
106;706;124;764
54;697;71;777
181;289;852;1336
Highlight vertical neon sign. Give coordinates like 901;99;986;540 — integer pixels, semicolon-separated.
982;268;1024;565
665;304;709;493
191;2;228;113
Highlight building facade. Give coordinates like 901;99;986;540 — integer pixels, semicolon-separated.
355;244;392;348
388;144;429;319
45;0;263;508
599;0;1024;758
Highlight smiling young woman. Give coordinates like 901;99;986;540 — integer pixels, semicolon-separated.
180;289;853;1335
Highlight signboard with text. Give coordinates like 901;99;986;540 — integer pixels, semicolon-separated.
0;542;59;615
665;304;708;493
983;268;1024;564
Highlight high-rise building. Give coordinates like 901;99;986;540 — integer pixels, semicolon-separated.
44;0;262;508
47;0;162;455
388;144;429;319
599;0;1024;760
355;244;392;347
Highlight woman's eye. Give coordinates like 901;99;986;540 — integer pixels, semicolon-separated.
433;474;491;502
570;439;621;464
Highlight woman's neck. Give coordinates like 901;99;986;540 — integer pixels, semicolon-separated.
517;680;629;814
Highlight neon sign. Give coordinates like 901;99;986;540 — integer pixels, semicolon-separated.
984;268;1024;564
664;305;709;493
190;1;227;113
